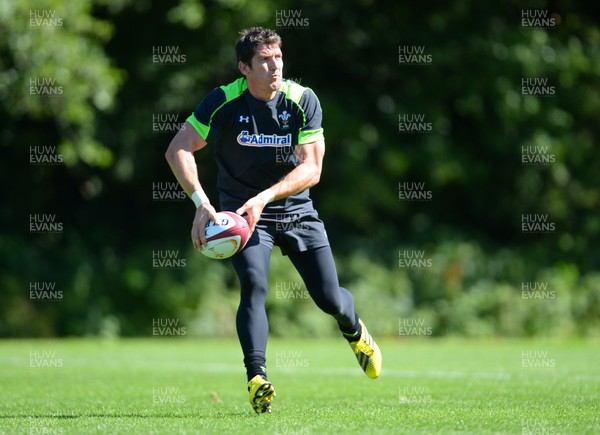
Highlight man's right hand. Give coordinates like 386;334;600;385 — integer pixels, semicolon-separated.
191;203;221;250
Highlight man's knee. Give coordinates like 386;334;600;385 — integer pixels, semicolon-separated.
239;268;269;299
313;288;344;316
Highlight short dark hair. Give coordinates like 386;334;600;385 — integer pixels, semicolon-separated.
236;27;282;66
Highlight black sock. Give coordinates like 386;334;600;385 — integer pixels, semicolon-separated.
339;313;362;342
245;357;268;382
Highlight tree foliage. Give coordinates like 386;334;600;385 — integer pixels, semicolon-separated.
1;0;599;337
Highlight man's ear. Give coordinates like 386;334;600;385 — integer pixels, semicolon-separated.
238;60;250;76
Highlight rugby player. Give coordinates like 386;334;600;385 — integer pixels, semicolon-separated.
166;27;382;414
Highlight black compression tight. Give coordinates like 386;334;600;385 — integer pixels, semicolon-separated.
230;243;358;381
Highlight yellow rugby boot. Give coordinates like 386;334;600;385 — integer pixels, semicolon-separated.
349;319;382;379
247;375;276;414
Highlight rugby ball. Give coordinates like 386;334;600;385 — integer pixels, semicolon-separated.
200;211;250;259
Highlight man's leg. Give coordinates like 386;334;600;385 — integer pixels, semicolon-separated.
230;234;273;381
230;232;277;414
287;245;382;379
286;245;359;334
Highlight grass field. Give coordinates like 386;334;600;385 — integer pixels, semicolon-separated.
0;338;598;434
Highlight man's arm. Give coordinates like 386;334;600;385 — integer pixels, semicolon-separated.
165;121;220;250
236;139;325;233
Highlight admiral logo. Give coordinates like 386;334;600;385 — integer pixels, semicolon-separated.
237;130;292;147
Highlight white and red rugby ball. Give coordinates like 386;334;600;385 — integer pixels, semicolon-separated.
200;211;250;260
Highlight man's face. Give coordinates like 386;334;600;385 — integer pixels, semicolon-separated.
241;44;283;92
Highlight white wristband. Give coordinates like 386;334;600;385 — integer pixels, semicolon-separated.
257;188;275;204
191;190;209;208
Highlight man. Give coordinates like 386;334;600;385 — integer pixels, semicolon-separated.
166;27;382;414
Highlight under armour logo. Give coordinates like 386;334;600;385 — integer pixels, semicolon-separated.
239;115;250;123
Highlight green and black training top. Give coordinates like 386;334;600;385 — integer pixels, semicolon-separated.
187;77;325;215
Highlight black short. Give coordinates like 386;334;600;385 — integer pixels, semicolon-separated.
250;212;330;256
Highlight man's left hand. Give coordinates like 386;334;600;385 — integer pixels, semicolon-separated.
236;196;266;234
